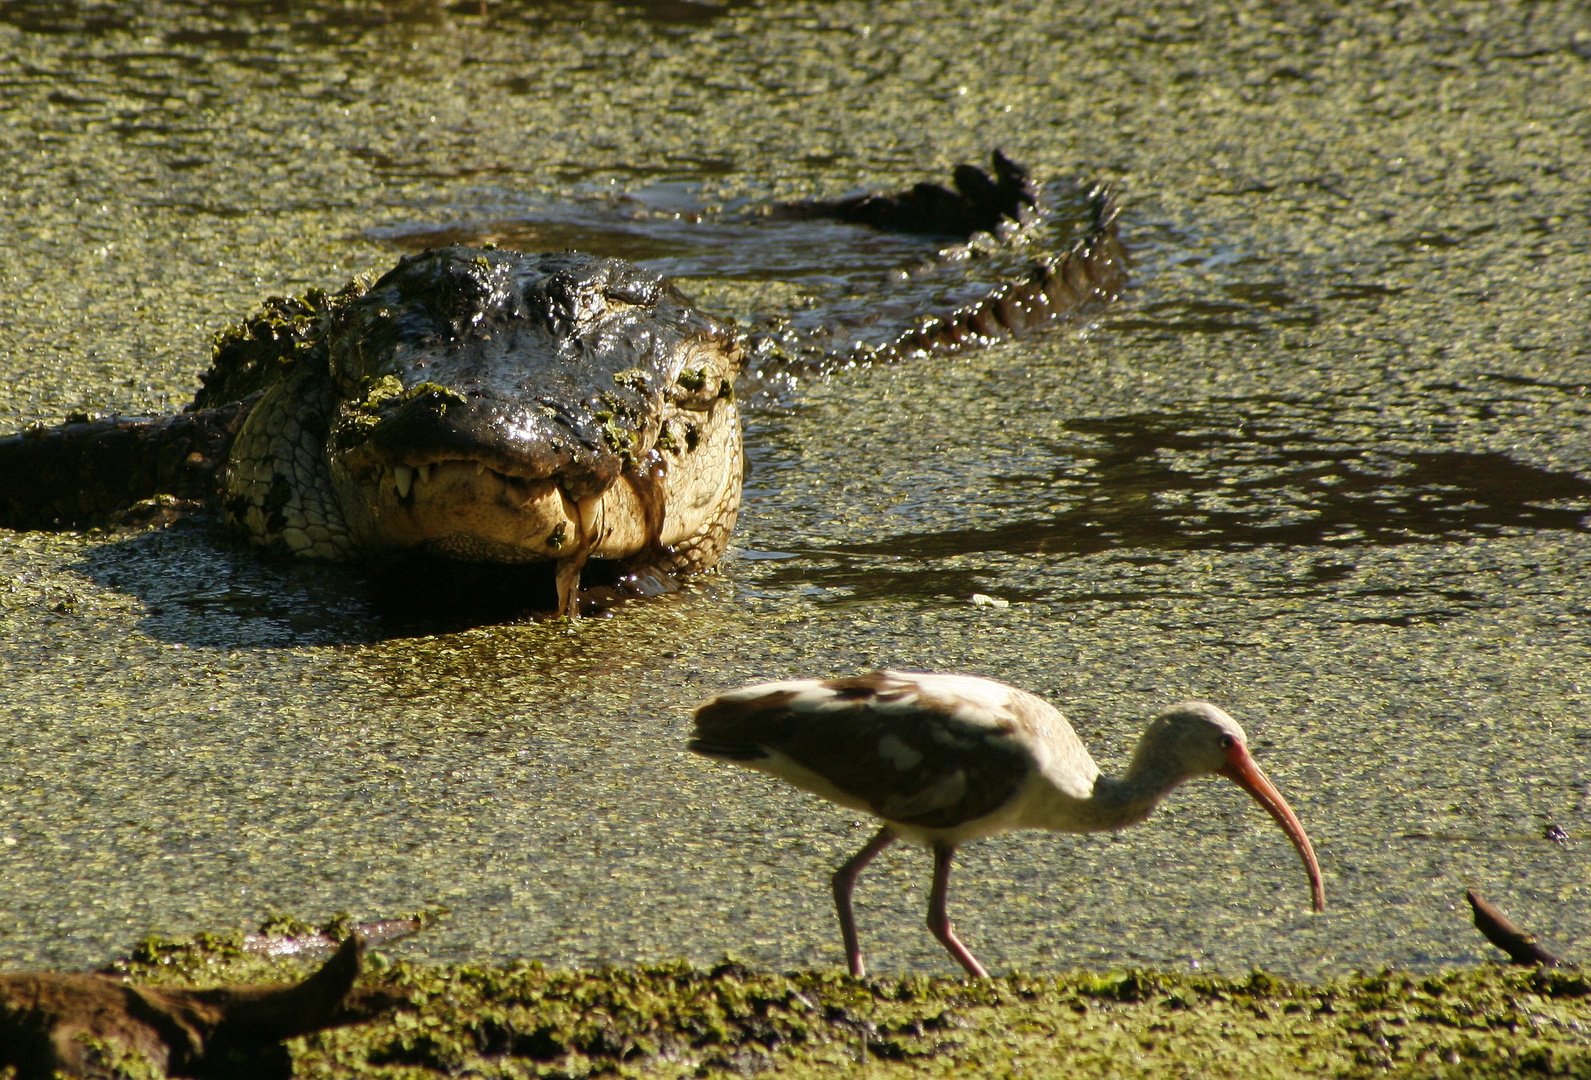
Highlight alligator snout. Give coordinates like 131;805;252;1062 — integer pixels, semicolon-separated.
337;388;608;501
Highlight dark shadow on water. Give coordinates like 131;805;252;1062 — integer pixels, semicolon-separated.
567;0;744;26
0;0;744;49
749;410;1591;606
1106;299;1266;336
69;519;606;647
74;521;380;648
0;0;133;36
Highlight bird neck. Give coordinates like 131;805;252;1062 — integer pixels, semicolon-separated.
1030;743;1190;833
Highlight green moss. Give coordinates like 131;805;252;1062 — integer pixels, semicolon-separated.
196;278;372;410
592;392;640;464
354;380;467;416
72;1035;164;1080
330;379;471;451
656;421;679;454
103;933;1591;1079
361;375;405;408
613;368;653;392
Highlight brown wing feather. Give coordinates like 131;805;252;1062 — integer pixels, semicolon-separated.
692;673;1033;830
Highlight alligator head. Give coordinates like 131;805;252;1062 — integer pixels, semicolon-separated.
214;247;744;614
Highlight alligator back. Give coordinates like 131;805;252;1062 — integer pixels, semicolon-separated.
0;403;251;530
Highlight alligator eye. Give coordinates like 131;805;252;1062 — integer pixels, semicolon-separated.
605;280;660;307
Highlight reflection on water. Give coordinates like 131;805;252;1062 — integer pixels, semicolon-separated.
750;408;1591;605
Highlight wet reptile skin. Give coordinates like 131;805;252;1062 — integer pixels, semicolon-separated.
0;155;1124;616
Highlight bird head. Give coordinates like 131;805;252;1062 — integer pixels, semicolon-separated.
1138;701;1326;913
1137;701;1252;776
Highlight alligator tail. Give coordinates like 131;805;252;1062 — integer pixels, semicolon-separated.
748;156;1128;371
872;185;1126;363
0;399;254;529
790;148;1039;236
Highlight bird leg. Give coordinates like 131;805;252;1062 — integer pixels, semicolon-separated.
831;826;895;978
927;843;989;979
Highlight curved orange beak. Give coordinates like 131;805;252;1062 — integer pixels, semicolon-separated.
1217;746;1325;912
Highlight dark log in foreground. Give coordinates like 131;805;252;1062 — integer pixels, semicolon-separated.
0;936;402;1079
1467;889;1561;967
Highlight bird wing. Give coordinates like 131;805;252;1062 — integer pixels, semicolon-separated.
691;671;1037;830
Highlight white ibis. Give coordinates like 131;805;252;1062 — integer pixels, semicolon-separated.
689;670;1325;979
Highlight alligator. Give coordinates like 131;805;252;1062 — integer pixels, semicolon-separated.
0;155;1125;616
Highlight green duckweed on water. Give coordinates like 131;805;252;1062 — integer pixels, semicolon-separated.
92;928;1591;1079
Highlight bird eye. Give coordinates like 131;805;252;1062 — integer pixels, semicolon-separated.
1218;734;1235;749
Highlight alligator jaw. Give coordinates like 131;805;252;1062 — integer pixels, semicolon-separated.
355;457;583;563
345;455;591;616
342;431;733;618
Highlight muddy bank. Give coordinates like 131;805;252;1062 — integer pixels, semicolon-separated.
90;931;1591;1078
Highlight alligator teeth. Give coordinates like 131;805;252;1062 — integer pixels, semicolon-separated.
417;463;432;485
475;461;487;476
394;464;414;500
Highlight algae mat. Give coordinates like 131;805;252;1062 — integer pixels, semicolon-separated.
0;0;1588;994
96;937;1591;1077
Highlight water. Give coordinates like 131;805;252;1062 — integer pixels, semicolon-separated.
0;0;1587;981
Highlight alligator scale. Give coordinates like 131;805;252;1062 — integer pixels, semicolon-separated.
0;155;1125;616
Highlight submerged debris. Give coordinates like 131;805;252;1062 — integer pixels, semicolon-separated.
1467;888;1563;967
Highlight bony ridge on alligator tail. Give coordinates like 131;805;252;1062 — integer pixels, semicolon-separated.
0;154;1126;617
